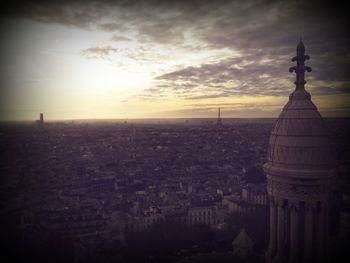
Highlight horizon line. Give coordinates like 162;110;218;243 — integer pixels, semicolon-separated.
1;116;349;123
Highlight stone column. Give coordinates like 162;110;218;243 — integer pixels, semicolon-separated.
324;201;329;258
266;199;277;262
315;203;325;259
304;203;314;261
274;200;286;263
289;202;299;263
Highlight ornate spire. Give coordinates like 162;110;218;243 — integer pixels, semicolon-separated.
289;40;312;90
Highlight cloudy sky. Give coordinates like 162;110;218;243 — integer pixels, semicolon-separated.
0;0;349;121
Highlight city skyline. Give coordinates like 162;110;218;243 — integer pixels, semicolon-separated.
1;8;350;261
1;0;349;121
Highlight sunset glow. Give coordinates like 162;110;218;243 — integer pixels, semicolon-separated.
0;1;349;121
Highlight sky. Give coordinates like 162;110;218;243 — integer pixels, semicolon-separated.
0;0;349;121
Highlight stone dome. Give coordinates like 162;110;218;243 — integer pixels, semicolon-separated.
264;88;335;177
264;40;336;179
265;41;336;263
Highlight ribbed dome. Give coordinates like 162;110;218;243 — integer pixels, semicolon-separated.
265;42;336;263
265;88;334;176
264;40;335;178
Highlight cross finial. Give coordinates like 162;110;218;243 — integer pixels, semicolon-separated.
289;40;312;90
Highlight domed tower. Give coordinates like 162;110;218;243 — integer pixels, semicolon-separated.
264;40;336;263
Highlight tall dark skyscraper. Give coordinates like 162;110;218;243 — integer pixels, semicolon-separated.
40;113;44;125
264;41;336;263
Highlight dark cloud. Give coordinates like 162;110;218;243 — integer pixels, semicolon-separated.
151;53;292;99
186;102;282;108
150;44;350;99
307;82;350;96
99;23;128;32
110;35;131;42
80;46;118;59
2;0;349;102
3;1;347;47
158;106;281;118
2;1;349;55
1;0;109;29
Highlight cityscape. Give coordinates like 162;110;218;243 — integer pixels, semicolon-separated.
1;115;350;262
2;117;271;261
1;1;350;263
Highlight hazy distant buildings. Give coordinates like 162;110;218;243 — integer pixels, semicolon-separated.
221;183;267;214
264;41;336;263
242;184;267;206
187;206;213;226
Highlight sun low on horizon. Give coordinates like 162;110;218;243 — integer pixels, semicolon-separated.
0;0;349;121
